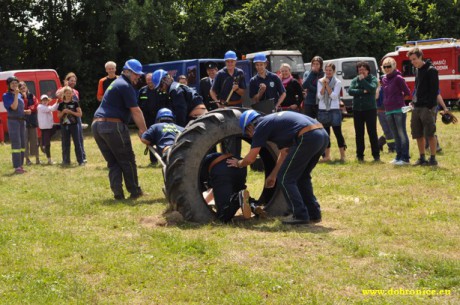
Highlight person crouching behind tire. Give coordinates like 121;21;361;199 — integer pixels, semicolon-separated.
200;152;251;223
140;108;184;162
227;110;328;225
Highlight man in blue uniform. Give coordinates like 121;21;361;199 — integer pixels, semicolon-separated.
227;110;328;225
200;152;251;222
151;69;207;127
210;50;246;155
199;61;219;111
249;53;286;111
140;108;184;161
92;59;148;200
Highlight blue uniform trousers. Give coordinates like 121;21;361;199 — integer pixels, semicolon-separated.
92;121;142;197
209;161;247;222
278;128;328;221
8;119;25;168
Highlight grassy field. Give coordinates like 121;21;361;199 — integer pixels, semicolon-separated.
0;114;459;305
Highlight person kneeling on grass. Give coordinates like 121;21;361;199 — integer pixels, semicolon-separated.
200;152;253;223
227;110;328;225
140;108;184;162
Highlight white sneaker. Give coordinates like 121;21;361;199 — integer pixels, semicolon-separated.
389;159;399;164
395;160;410;166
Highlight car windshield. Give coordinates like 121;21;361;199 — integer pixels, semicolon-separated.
342;61;378;79
270;55;305;73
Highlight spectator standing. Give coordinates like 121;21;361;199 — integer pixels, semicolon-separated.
302;56;324;118
19;81;40;165
199;61;219;111
92;59;147;200
348;61;380;162
58;86;84;166
317;63;347;162
56;72;86;163
375;80;396;153
381;57;411;165
3;77;26;174
37;95;60;164
279;63;303;111
407;48;439;166
249;53;286;109
97;61;118;102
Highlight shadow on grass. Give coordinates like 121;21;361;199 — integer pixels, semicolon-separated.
96;196;168;206
172;216;335;234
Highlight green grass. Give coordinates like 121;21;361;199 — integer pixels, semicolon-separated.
0;113;459;304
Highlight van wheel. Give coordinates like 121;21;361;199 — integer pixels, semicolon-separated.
164;108;290;223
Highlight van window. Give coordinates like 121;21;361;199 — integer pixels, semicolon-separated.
24;81;36;96
402;60;414;77
39;80;58;99
342;61;378;79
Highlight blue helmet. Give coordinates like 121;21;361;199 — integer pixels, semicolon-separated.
123;59;144;75
239;110;261;135
152;69;169;89
156;108;175;122
224;50;237;61
253;53;267;63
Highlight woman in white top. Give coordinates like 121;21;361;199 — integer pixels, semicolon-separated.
317;63;346;162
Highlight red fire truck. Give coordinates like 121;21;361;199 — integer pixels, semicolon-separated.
382;38;460;108
0;69;61;135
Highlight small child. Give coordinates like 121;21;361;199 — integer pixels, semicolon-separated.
37;94;59;164
57;86;84;166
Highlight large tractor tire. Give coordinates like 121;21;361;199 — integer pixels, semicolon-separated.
164;108;290;223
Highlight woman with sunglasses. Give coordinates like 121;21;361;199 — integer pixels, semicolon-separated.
381;57;411;165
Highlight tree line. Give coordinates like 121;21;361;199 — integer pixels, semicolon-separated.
1;0;459;121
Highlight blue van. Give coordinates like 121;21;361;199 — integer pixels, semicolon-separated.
143;59;251;91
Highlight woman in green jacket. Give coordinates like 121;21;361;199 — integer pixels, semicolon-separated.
348;61;380;162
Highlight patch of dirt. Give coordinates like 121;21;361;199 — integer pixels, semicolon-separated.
140;211;184;228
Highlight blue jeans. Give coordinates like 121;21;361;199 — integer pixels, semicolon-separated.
386;112;410;162
377;111;395;150
92;121;142;197
61;124;83;164
278;128;328;221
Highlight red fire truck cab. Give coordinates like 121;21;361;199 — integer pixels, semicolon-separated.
0;69;61;134
382;38;460;108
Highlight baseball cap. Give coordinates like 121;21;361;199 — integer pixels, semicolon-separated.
40;94;50;100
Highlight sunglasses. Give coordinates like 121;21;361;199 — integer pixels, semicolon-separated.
383;65;392;69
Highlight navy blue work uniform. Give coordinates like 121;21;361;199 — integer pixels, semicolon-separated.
211;67;246;106
200;153;247;223
3;91;26;169
199;77;218;111
92;74;142;198
251;111;328;222
167;82;204;127
249;70;285;104
211;67;246;156
138;86;169;163
141;122;184;160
